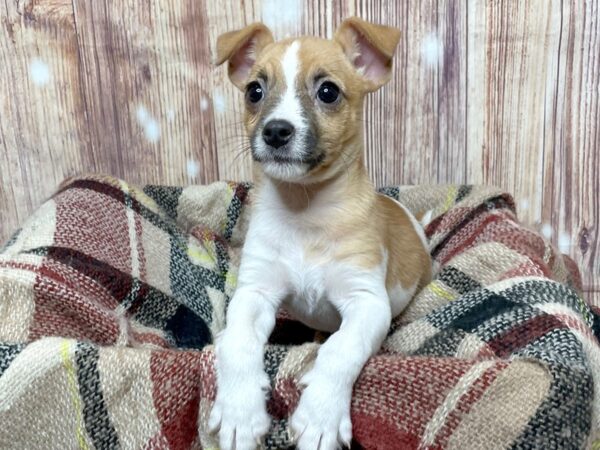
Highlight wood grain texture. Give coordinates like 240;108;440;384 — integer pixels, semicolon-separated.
0;0;598;304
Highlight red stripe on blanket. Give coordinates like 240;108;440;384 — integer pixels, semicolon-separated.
563;255;584;292
133;196;147;282
53;183;133;276
486;314;567;358
440;214;503;265
351;356;475;449
270;377;301;419
30;258;120;344
150;350;202;450
38;249;122;309
495;226;547;258
425;214;445;237
0;261;41;272
426;207;471;238
131;330;171;348
491;225;552;278
500;259;549;280
352;412;427;450
430;195;516;259
429;361;509;447
198;349;217;401
233;181;251;204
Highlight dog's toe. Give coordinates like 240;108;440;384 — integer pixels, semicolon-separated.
208;373;271;450
207;403;222;433
296;425;323;450
338;415;352;447
218;423;235;450
295;425;342;450
319;432;340;450
233;425;259;450
251;413;271;440
290;377;352;450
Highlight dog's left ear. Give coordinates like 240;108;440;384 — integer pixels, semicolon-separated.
334;17;401;92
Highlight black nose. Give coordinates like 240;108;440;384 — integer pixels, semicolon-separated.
262;120;294;149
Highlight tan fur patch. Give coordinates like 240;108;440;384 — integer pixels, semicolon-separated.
376;194;432;290
258;161;431;292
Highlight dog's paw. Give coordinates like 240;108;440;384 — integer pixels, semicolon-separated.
290;376;352;450
208;372;271;450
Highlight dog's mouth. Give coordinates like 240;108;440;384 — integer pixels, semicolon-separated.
253;151;324;167
252;146;303;165
251;143;325;169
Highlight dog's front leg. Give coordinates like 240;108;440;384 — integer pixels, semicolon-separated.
291;286;391;450
209;283;283;450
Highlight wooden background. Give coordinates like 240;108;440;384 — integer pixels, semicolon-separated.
0;0;598;305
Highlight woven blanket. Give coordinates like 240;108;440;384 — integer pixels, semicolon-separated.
0;174;599;450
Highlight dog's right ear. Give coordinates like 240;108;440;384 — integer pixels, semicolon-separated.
216;23;274;89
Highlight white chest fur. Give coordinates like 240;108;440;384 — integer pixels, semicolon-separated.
235;181;392;332
237;206;341;331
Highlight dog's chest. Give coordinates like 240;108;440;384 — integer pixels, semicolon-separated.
279;242;343;330
278;236;329;303
248;210;343;329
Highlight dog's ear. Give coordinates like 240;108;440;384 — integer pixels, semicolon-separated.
216;23;274;89
334;17;400;92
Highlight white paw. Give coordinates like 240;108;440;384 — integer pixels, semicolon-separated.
290;376;353;450
208;371;271;450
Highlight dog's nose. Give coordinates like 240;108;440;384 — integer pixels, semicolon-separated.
262;120;294;149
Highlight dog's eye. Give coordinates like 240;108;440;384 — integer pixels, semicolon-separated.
317;81;340;104
246;82;264;103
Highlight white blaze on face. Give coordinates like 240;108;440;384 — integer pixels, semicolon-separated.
267;40;306;132
256;40;310;181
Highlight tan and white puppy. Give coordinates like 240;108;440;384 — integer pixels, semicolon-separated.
209;18;431;450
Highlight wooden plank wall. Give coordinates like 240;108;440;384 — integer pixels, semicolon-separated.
0;0;598;305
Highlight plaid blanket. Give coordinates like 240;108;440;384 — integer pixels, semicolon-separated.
0;174;599;450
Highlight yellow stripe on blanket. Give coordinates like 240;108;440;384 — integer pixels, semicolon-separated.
429;281;456;301
225;270;237;289
60;340;89;450
443;186;458;212
187;246;215;265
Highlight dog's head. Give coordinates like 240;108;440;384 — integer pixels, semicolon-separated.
216;18;400;183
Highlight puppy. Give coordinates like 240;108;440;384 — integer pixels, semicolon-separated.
208;17;431;450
